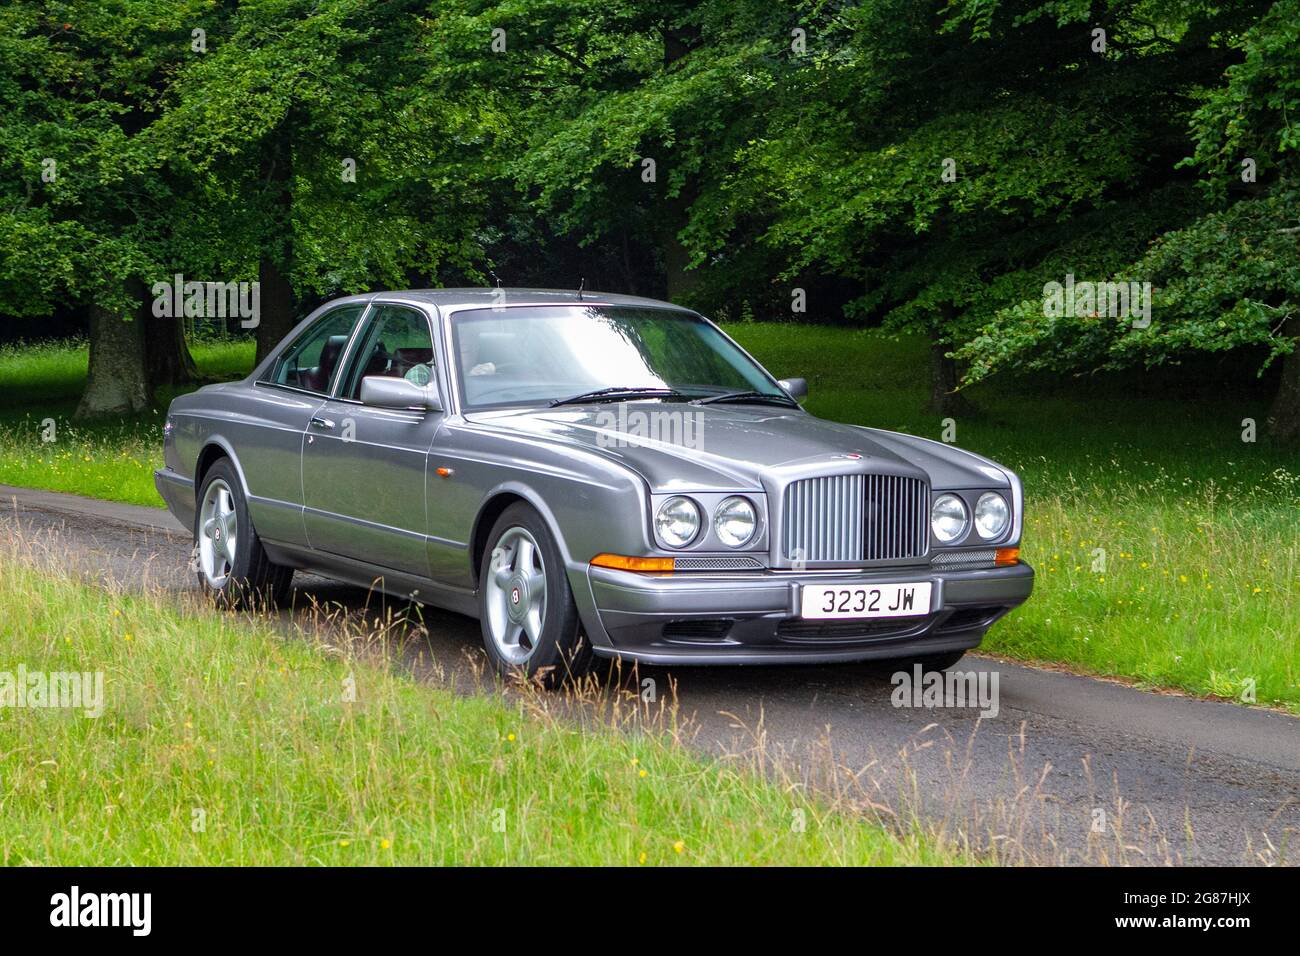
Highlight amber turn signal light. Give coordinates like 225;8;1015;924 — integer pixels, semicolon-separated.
590;553;675;573
995;547;1020;566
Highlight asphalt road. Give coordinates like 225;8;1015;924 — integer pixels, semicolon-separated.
2;483;1296;865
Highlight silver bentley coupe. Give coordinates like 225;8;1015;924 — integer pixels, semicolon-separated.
156;289;1033;683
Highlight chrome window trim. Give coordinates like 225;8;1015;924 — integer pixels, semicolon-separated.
326;299;377;400
253;380;332;399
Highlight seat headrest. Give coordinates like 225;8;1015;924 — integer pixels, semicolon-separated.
319;334;349;371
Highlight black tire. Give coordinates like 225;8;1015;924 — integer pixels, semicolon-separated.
194;458;293;610
906;649;968;671
477;502;592;687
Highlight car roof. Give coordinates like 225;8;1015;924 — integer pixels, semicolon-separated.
330;288;694;315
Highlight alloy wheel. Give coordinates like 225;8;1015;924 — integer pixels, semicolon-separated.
484;526;547;664
199;478;238;588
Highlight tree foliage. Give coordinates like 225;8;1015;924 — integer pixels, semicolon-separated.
0;0;1296;436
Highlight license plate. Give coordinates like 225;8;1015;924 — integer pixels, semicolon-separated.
800;582;932;620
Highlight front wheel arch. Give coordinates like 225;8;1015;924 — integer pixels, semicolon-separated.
469;487;576;588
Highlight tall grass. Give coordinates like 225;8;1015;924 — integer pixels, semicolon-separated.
0;550;957;866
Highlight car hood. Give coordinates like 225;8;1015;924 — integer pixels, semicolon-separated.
463;403;1011;493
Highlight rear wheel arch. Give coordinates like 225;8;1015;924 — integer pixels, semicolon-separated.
194;456;292;609
194;439;249;502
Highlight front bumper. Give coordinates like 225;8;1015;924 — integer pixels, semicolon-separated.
585;561;1034;665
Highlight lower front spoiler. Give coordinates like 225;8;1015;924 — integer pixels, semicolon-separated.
585;561;1034;666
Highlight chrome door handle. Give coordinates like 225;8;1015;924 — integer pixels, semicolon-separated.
310;417;336;429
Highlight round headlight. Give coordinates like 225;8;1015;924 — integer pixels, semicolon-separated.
930;493;969;544
974;492;1009;539
655;496;701;548
714;496;757;547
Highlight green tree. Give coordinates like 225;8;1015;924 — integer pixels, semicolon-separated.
952;0;1300;440
688;0;1265;412
422;1;798;303
0;1;208;416
148;0;494;363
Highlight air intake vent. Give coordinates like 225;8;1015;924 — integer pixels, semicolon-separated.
674;556;764;571
776;618;922;643
661;619;734;642
931;549;997;568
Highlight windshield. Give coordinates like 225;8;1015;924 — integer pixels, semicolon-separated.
451;306;787;410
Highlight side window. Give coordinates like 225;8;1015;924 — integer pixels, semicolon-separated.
267;305;365;393
338;305;437;400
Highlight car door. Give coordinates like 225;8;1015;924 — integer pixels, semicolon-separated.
301;303;445;576
244;302;368;546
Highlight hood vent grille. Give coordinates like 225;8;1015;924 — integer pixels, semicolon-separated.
783;473;928;564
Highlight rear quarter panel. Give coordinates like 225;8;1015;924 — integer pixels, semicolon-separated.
168;382;321;547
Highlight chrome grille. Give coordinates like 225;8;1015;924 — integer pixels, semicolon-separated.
783;474;928;563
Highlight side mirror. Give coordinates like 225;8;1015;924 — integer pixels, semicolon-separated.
778;377;808;402
360;375;443;412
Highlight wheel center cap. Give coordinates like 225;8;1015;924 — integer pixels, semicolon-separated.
506;575;529;622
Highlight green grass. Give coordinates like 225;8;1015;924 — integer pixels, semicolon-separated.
0;327;1296;711
0;338;253;505
0;553;954;865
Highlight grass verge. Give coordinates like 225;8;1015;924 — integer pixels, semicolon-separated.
0;338;253;506
0;552;956;866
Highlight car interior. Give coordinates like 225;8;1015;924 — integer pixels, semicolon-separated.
340;306;437;399
299;334;349;393
268;305;437;398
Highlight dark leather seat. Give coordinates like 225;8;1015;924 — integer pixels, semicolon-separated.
302;334;349;392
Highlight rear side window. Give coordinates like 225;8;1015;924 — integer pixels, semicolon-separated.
267;305;365;394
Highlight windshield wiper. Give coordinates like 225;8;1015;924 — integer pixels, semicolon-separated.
549;386;687;407
690;390;799;408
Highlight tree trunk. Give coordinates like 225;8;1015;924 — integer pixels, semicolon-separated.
927;340;975;416
254;122;298;365
75;303;150;419
141;275;197;388
663;189;699;304
255;257;296;364
1266;316;1300;443
660;23;700;305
